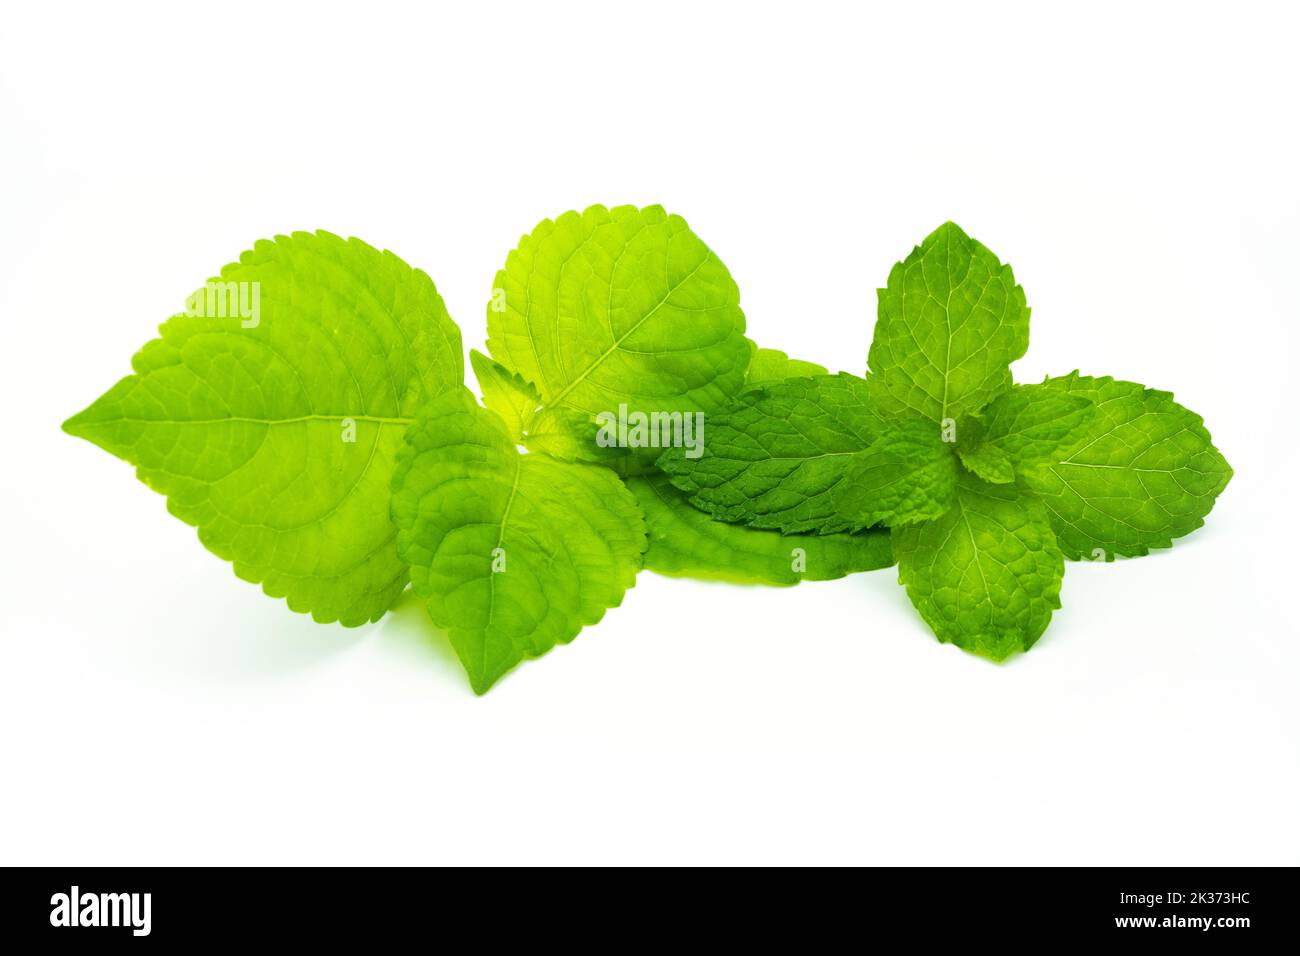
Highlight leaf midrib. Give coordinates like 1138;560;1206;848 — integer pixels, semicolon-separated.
541;251;715;412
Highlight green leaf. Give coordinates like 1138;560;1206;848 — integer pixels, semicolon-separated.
834;417;959;527
868;222;1030;424
633;348;892;587
629;474;893;586
956;442;1016;484
63;231;463;626
951;386;1093;485
470;349;622;463
894;474;1065;660
525;406;626;462
658;373;886;534
486;204;751;459
1020;373;1233;560
744;347;829;387
975;384;1096;470
470;348;538;441
390;387;646;693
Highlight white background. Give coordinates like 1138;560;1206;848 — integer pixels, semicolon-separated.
2;0;1296;865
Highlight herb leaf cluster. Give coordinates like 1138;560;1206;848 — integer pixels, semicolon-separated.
66;212;1232;691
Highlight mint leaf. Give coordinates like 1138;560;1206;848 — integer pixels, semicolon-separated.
956;444;1016;484
658;373;886;533
470;347;539;441
1020;373;1233;559
63;231;462;625
894;474;1065;660
524;406;626;462
634;349;895;586
834;417;959;526
390;388;645;693
629;474;893;586
486;204;751;459
974;384;1096;470
471;348;621;463
868;222;1029;424
744;347;829;386
952;385;1093;484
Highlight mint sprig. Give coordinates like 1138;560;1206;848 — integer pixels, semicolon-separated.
662;221;1233;660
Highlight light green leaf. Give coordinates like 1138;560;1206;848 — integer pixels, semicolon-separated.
471;348;625;463
975;384;1096;470
744;347;829;387
658;373;886;534
894;474;1065;660
470;348;539;441
390;388;646;693
63;231;462;625
487;204;751;459
603;454;660;479
1020;373;1233;560
868;221;1030;424
834;418;959;526
526;406;626;462
629;474;893;586
956;442;1016;484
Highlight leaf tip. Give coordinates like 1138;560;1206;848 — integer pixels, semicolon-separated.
468;348;493;377
61;407;94;440
926;220;971;245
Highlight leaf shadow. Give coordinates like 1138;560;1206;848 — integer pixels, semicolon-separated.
173;596;367;679
372;587;462;674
